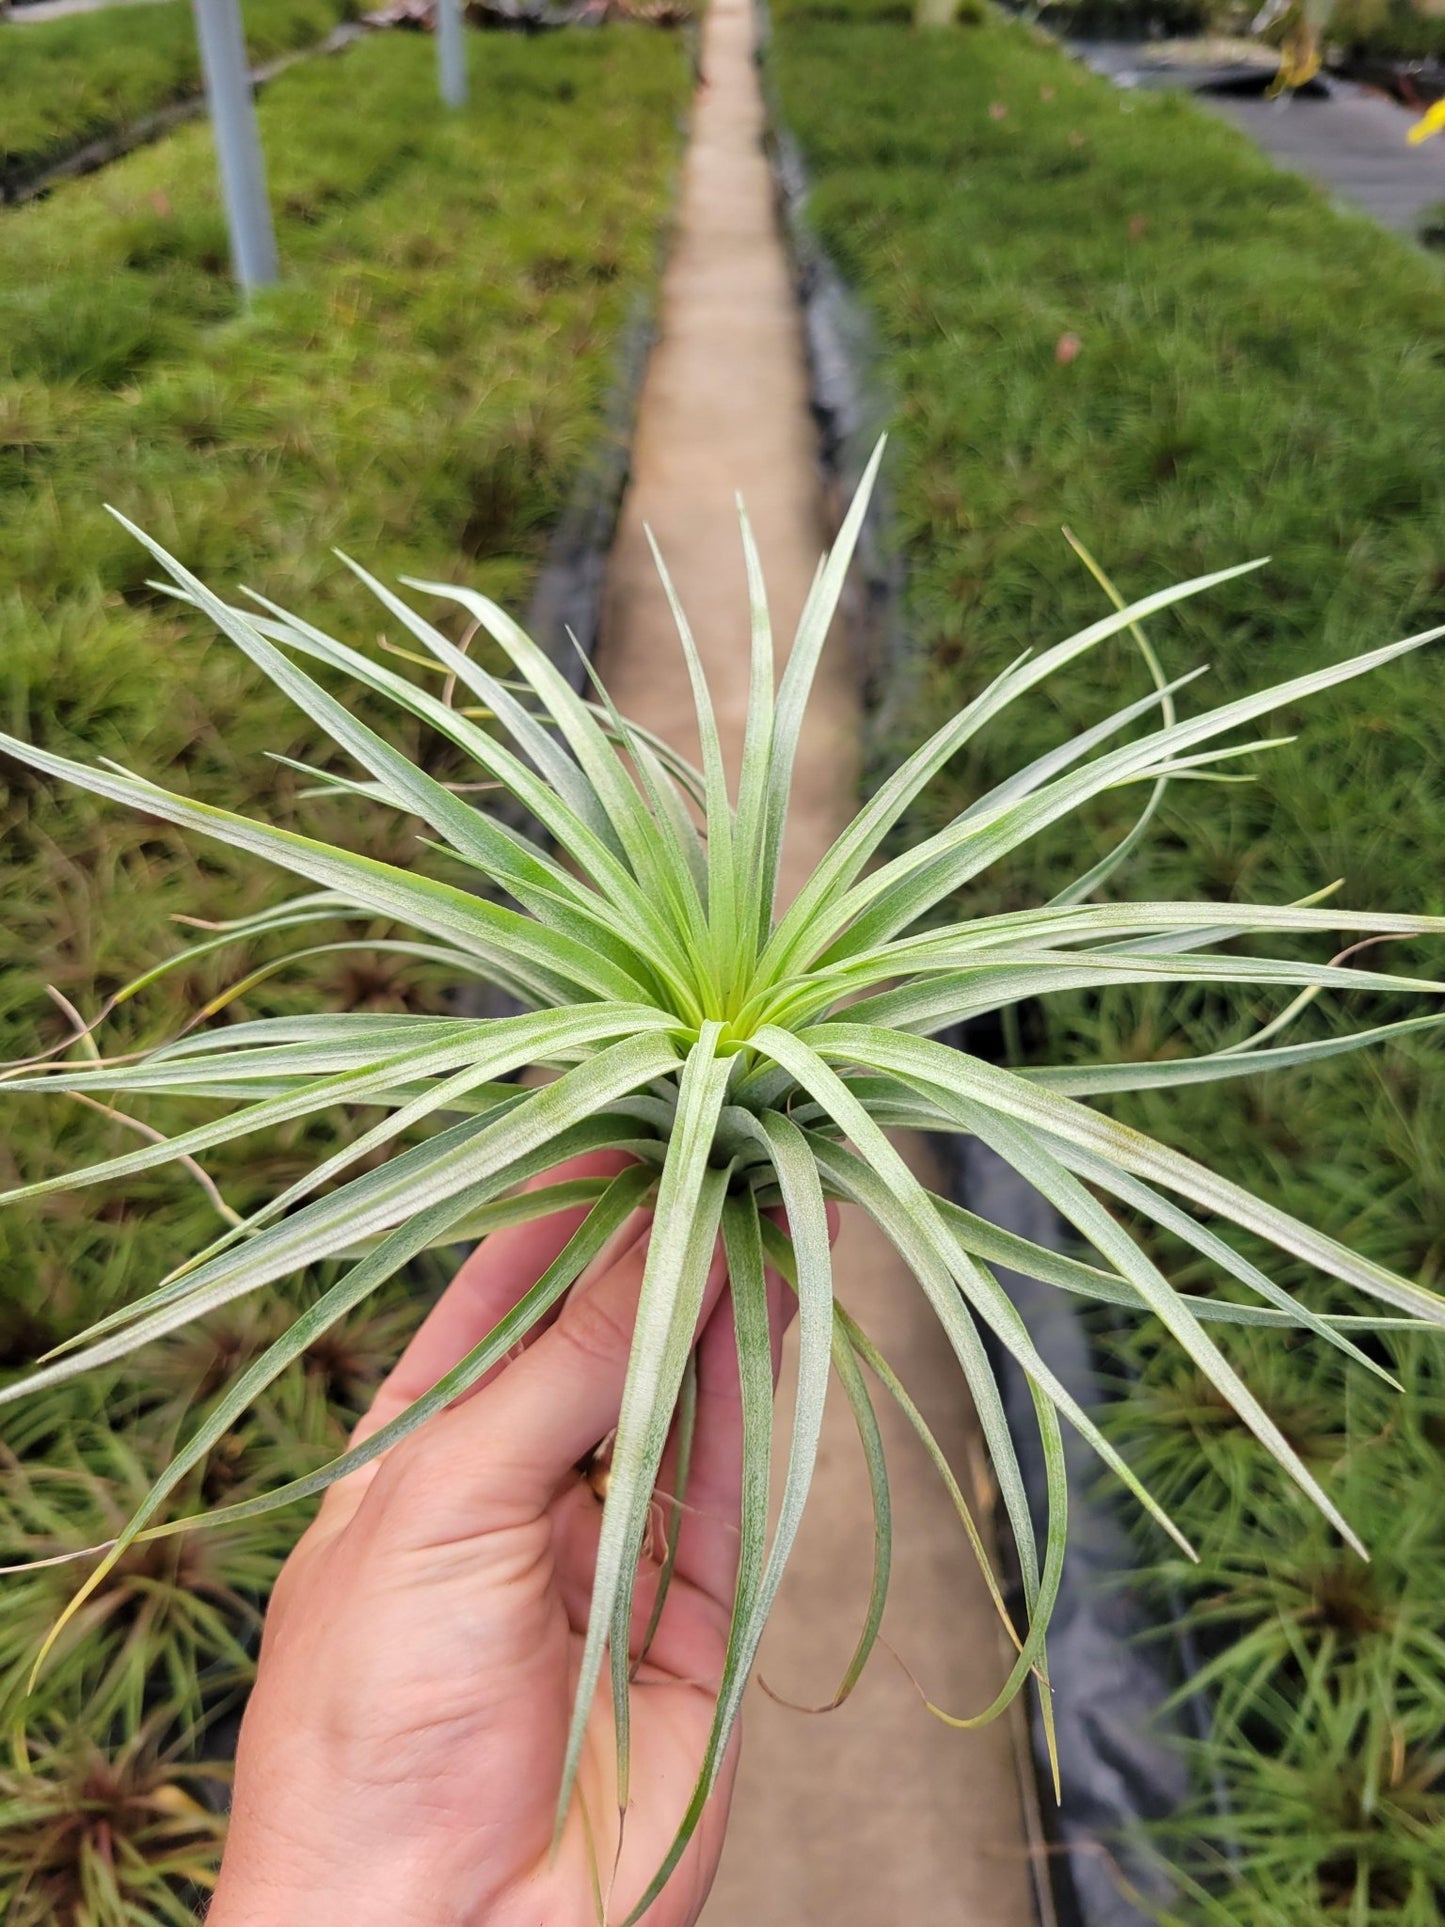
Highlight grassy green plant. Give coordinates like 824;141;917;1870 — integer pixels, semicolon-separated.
0;0;359;188
0;24;687;1325
766;9;1445;1912
1096;1316;1445;1915
1320;0;1445;61
3;447;1444;1913
0;26;687;1916
1153;1681;1445;1923
0;1719;230;1927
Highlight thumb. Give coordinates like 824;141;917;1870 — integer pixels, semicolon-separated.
375;1222;730;1539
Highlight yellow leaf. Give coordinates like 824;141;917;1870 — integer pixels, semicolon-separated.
1408;98;1445;145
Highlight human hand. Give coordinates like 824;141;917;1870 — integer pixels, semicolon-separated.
208;1153;796;1927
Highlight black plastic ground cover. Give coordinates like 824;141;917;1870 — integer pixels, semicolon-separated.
1062;32;1332;101
524;294;659;697
752;6;910;751
463;93;685;1025
1337;50;1445;105
755;12;1212;1921
454;273;659;1022
937;1129;1202;1927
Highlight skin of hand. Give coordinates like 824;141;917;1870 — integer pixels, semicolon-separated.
208;1153;799;1927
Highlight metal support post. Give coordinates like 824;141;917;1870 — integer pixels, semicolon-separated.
191;0;279;294
437;0;468;108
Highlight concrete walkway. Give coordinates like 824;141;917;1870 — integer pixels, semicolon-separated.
595;4;1038;1921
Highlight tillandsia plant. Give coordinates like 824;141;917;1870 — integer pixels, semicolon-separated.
3;443;1445;1915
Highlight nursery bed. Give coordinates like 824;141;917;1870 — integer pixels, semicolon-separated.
764;4;1445;1921
0;25;688;1915
0;0;365;196
760;28;1195;1924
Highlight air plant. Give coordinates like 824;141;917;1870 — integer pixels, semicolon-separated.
0;1410;281;1734
1152;1681;1445;1923
2;445;1444;1916
0;1719;229;1927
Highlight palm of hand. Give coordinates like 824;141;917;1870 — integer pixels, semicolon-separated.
212;1159;787;1927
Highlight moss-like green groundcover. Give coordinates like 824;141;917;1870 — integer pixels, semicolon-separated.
0;27;687;1917
0;0;360;187
768;6;1444;1920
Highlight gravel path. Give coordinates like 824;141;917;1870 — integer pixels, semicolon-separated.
594;4;1040;1920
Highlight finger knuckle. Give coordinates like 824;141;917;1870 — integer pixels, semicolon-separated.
365;1432;447;1520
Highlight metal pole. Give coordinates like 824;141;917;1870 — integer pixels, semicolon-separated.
437;0;468;109
190;0;279;294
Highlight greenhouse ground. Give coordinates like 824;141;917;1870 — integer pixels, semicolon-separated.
597;6;1038;1917
0;28;693;1917
768;3;1445;1916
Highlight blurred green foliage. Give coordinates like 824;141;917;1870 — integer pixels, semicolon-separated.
0;26;686;1920
769;9;1445;1918
1316;0;1445;58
